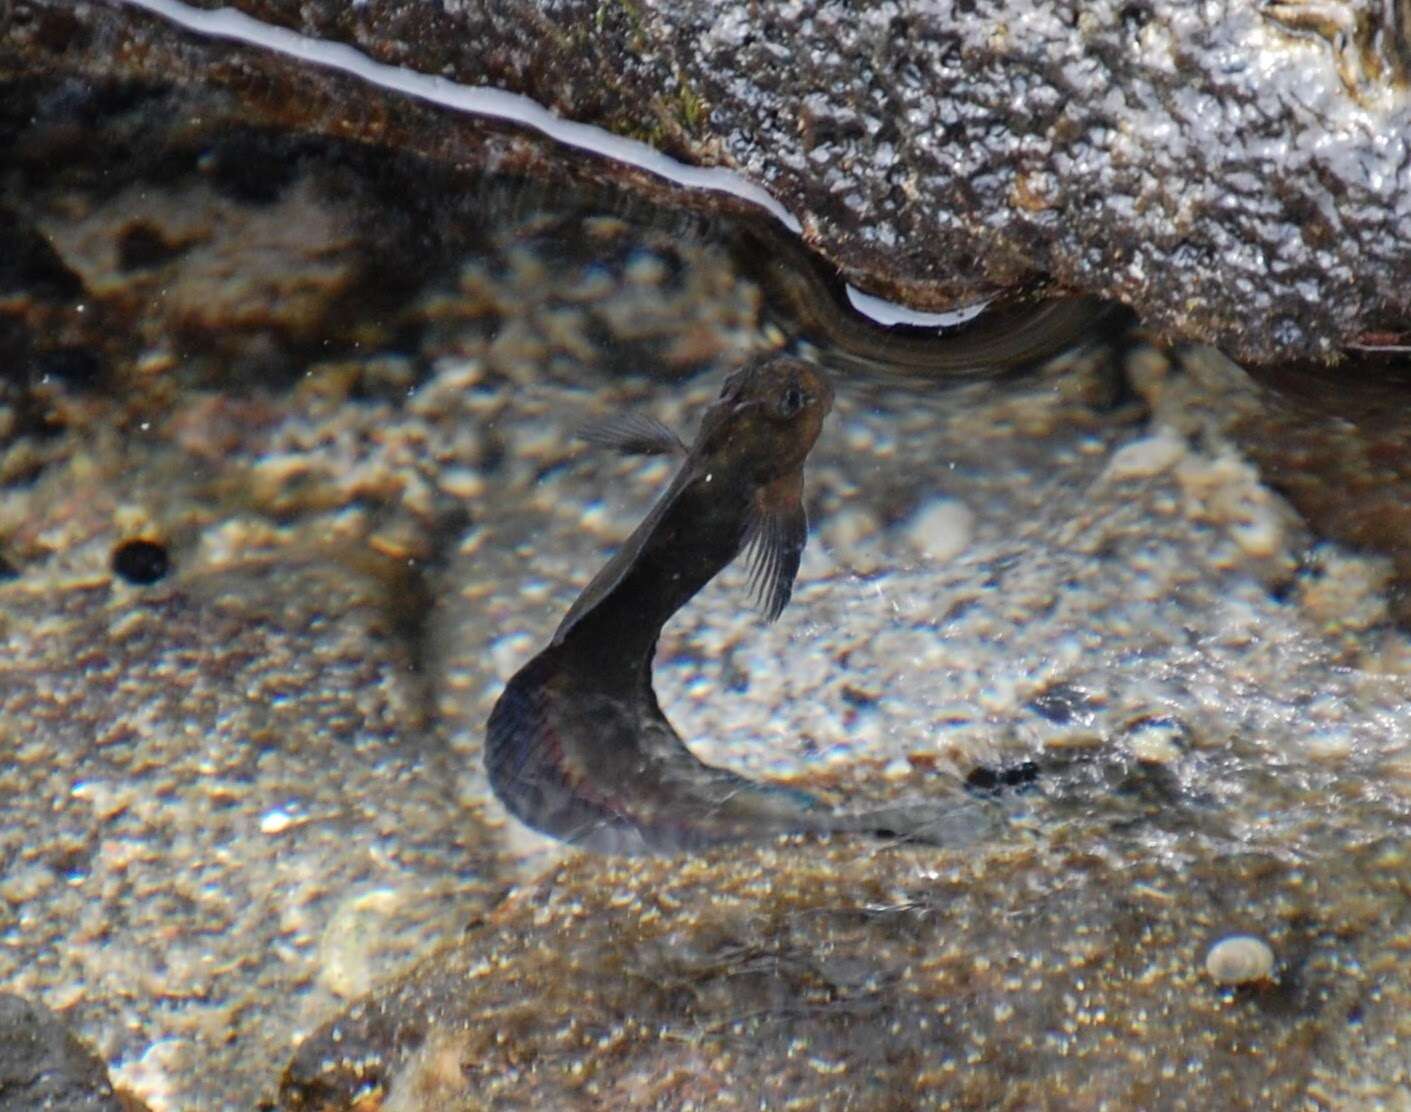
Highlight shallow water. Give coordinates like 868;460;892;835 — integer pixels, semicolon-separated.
5;64;1411;1112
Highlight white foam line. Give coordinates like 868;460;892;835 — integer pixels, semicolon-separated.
117;0;967;331
844;285;986;328
118;0;800;227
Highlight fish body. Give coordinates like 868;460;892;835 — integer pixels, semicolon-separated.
555;355;830;650
486;354;992;852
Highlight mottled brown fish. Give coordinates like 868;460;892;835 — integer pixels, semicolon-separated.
486;353;989;853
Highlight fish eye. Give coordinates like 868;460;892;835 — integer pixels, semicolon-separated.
775;383;806;419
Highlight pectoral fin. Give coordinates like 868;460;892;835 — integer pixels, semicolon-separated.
743;480;808;622
577;413;687;457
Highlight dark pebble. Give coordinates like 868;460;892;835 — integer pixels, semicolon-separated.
965;760;1041;796
111;539;170;585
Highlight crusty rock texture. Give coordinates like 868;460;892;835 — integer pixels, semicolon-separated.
0;994;144;1111
14;0;1408;362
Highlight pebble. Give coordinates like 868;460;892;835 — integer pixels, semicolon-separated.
258;809;295;835
820;506;884;572
1123;717;1186;765
318;888;402;1000
1101;427;1185;481
1228;501;1284;561
1204;934;1275;985
903;497;975;562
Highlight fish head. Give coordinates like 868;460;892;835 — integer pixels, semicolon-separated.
696;355;834;481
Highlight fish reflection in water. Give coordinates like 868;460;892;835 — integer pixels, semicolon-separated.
486;354;994;854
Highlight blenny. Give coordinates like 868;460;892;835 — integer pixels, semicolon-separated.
486;354;990;853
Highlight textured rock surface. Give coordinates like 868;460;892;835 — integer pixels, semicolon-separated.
284;831;1411;1110
0;560;501;1109
0;78;525;1108
0;993;143;1111
24;0;1411;362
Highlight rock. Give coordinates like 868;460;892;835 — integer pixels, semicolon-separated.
1127;345;1411;622
0;993;141;1112
281;834;1405;1109
1100;427;1187;483
818;505;885;572
1121;715;1188;766
10;0;1410;361
903;497;975;562
0;559;501;1109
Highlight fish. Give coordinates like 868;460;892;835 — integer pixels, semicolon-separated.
485;353;994;853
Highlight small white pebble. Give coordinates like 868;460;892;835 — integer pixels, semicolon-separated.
1124;718;1186;765
1128;732;1180;765
439;468;486;500
1229;502;1284;560
318;888;402;999
882;757;912;780
259;809;295;835
1205;934;1275;985
904;498;975;562
1101;428;1185;481
820;507;884;572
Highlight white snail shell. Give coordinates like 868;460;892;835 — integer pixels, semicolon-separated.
1205;934;1276;985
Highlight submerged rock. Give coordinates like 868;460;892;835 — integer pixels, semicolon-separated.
1128;345;1411;623
0;559;500;1109
0;993;145;1112
282;828;1411;1110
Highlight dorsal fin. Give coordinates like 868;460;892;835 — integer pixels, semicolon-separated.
577;413;686;457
